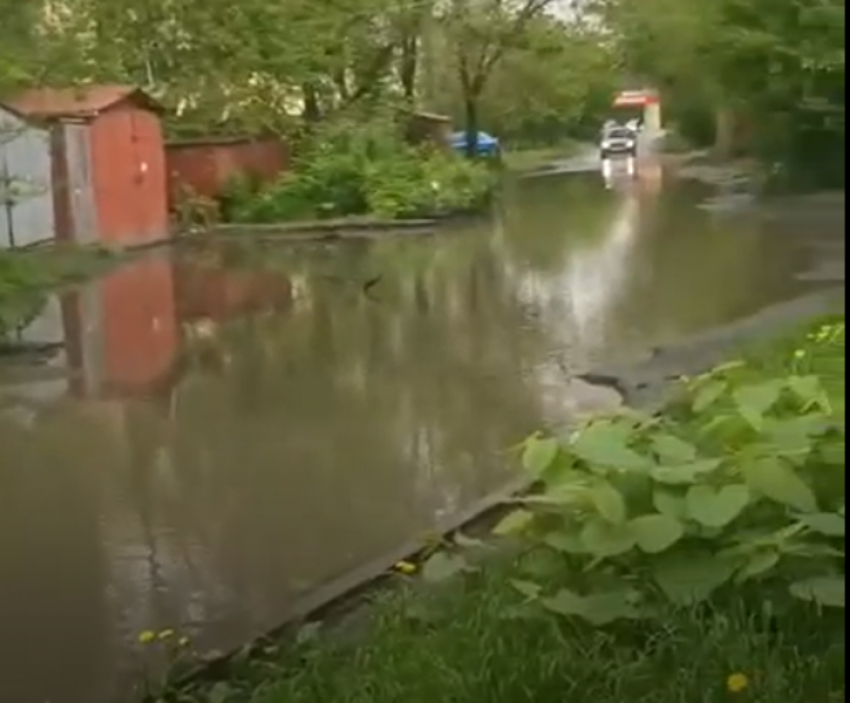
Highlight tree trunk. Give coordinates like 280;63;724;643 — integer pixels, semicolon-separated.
400;36;418;103
302;83;321;123
713;107;736;160
463;94;479;158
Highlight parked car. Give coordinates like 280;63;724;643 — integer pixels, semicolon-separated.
450;131;501;158
599;125;638;160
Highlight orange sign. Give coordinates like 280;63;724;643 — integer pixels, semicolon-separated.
613;90;659;107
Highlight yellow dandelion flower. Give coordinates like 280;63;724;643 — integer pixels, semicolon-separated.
394;560;417;575
138;630;156;645
158;629;175;640
726;672;749;693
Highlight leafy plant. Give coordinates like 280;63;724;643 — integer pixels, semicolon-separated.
224;119;495;224
0;249;114;340
490;338;845;626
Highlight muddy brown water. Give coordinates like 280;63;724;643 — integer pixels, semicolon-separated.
0;167;844;703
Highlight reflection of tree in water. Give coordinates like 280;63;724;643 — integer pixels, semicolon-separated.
494;173;797;363
158;232;546;625
498;175;617;273
594;186;798;346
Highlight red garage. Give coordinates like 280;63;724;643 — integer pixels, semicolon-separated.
5;85;170;248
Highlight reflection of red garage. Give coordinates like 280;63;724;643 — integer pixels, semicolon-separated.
101;259;179;394
59;256;292;400
61;258;180;398
175;263;293;323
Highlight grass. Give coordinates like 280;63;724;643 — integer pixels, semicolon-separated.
745;313;845;404
157;314;846;703
166;564;845;703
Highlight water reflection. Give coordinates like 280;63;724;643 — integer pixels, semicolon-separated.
0;170;838;703
601;155;636;188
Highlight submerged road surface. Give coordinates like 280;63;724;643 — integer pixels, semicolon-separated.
0;165;844;703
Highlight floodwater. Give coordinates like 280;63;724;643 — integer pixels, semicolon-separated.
0;164;843;703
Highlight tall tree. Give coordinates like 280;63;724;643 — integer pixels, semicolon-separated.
439;0;558;155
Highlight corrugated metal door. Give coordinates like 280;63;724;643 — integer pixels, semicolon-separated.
0;111;56;248
63;122;99;245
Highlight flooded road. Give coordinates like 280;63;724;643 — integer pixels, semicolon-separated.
0;168;843;703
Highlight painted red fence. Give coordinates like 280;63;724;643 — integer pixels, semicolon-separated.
165;136;290;210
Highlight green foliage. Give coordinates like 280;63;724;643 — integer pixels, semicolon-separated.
226;120;495;222
1;0;614;148
600;0;845;184
0;248;115;339
490;319;846;625
432;13;616;145
157;553;844;703
0;254;47;338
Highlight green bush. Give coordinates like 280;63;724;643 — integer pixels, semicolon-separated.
486;318;846;626
0;249;114;339
0;253;53;338
364;148;495;219
225;120;495;223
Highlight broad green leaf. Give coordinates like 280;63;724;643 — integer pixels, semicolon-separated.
589;481;627;523
652;552;739;605
519;487;588;508
580;517;637;557
734;379;785;429
510;579;542;600
578;591;644;625
736;550;780;583
743;458;818;513
653;488;688;519
492;509;535;536
692;379;727;413
452;531;489;549
711;359;746;375
650;459;722;485
790;576;846;608
540;587;642;625
787;375;828;410
522;436;560;476
517;549;566;579
538;587;585;617
798;512;845;537
209;682;234;703
763;416;822;463
631;514;685;553
697;413;738;439
780;542;845;558
421;552;471;583
685;484;751;528
543;531;587;554
570;420;650;472
652;433;698;463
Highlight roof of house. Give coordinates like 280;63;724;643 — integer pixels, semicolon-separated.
0;85;164;121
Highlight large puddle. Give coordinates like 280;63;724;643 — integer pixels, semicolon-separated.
0;168;843;703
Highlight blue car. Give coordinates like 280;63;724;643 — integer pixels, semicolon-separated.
450;131;501;157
